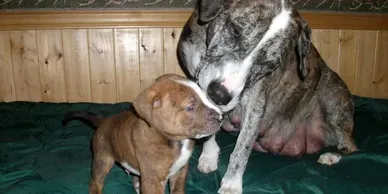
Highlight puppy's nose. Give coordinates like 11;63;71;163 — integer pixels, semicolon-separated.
207;80;232;106
206;109;222;121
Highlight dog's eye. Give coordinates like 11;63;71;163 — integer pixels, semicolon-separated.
185;104;195;111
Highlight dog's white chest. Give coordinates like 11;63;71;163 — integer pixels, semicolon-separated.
167;139;192;179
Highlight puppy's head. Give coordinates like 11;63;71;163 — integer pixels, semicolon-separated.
133;74;223;141
180;0;311;112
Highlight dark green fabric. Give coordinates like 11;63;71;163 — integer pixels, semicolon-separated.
1;96;388;194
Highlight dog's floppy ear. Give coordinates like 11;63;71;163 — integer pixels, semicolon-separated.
198;0;224;23
296;17;311;80
133;88;162;126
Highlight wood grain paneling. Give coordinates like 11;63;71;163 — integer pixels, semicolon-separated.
62;29;92;102
0;31;16;102
373;31;388;98
337;30;359;92
139;28;164;91
37;30;67;102
311;29;340;71
163;28;185;76
114;28;141;102
9;30;41;102
0;28;387;102
354;31;377;97
88;29;117;103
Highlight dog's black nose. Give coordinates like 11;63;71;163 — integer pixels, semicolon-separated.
207;80;232;106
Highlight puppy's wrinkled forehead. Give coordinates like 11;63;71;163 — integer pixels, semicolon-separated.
157;74;222;116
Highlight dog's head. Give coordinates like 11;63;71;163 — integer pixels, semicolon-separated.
180;0;311;112
133;74;223;141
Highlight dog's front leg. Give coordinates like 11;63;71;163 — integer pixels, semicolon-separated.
198;134;220;173
169;163;189;194
218;93;265;194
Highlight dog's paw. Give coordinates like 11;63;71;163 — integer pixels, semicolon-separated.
318;152;342;165
217;178;243;194
197;151;219;173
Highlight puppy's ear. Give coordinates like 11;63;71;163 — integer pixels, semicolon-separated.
133;89;162;126
296;17;312;80
198;0;224;23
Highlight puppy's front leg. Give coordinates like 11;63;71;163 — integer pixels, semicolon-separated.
198;134;220;173
169;163;189;194
140;176;166;194
218;93;265;194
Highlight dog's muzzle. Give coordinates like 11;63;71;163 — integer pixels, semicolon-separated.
207;80;233;106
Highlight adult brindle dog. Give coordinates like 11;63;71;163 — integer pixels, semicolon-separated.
177;0;359;193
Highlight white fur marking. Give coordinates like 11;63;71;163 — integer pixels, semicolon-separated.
182;42;202;76
318;152;342;165
221;8;292;94
168;139;193;179
218;175;243;194
121;162;140;176
198;135;220;173
176;80;223;119
195;134;209;139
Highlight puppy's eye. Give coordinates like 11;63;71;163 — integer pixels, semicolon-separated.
185;104;195;111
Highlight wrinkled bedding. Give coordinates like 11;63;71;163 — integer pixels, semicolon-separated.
1;96;388;194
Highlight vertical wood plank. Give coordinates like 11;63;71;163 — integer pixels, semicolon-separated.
354;30;377;97
10;30;41;102
0;31;16;102
88;29;117;103
311;29;340;72
37;30;67;102
372;31;388;98
62;29;92;102
163;28;185;77
337;30;359;93
114;28;141;102
139;28;164;91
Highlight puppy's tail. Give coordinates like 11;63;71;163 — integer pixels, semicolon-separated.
62;111;103;129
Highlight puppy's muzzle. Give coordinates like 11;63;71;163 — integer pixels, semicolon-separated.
206;108;223;121
207;80;233;106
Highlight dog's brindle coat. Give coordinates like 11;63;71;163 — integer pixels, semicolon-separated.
177;0;358;193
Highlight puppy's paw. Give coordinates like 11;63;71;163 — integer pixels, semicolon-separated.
217;178;243;194
318;152;342;165
197;151;219;173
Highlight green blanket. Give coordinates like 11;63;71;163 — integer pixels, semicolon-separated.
1;96;388;194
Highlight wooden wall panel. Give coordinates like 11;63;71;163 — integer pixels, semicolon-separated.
163;28;185;76
311;30;340;72
373;31;388;98
114;28;141;102
9;30;41;102
0;28;387;102
337;30;359;92
354;31;377;97
139;28;164;91
37;30;67;102
88;29;117;103
0;31;16;102
62;29;92;102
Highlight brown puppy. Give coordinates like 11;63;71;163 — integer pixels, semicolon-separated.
62;74;223;194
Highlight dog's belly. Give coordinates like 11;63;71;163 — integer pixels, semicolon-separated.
254;105;325;157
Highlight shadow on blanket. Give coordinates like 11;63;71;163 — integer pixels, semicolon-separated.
1;95;388;194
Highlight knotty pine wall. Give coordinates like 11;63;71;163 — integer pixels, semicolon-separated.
0;11;387;103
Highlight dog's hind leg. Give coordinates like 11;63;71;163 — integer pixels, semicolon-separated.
89;154;115;194
318;91;358;166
